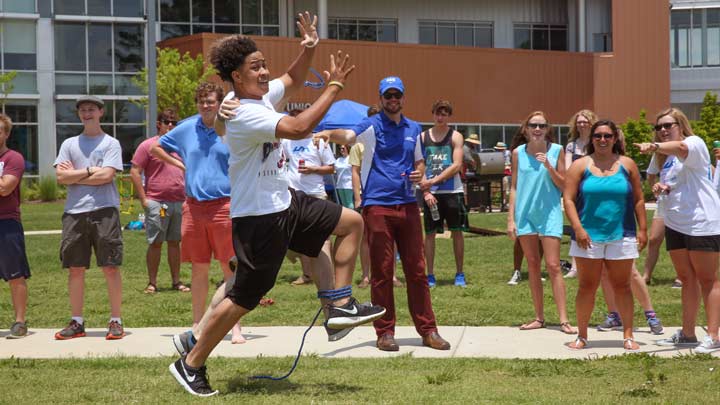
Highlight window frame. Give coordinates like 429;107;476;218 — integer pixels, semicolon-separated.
418;20;493;48
513;23;568;51
327;17;398;43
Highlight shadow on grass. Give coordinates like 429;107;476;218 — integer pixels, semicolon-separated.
226;376;360;396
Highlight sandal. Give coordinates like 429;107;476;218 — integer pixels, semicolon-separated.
259;297;274;307
568;336;589;350
172;282;191;293
520;319;545;330
624;338;640;352
560;322;578;335
143;283;157;294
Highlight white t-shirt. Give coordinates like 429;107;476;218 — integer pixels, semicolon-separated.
334;155;353;189
714;161;720;197
281;137;335;197
662;135;720;236
224;79;290;217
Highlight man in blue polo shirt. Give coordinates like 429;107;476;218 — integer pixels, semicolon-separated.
320;76;450;352
151;82;243;343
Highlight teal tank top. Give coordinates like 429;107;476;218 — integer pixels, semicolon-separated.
576;164;636;243
514;143;563;237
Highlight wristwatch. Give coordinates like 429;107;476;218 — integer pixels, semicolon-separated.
651;142;659;151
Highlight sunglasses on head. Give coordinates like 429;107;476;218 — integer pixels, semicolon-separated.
592;132;614;140
162;120;178;126
654;122;677;132
527;123;548;129
382;92;403;100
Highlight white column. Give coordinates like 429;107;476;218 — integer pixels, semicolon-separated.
317;0;328;39
578;0;586;52
36;17;56;178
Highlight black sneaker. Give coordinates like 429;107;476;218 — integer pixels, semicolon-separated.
326;297;386;329
169;357;218;397
324;321;355;342
54;319;86;340
173;330;196;356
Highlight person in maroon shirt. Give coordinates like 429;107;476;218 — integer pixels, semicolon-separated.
0;113;30;338
130;108;189;294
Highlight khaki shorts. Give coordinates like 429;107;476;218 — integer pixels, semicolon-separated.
60;207;123;268
145;200;182;244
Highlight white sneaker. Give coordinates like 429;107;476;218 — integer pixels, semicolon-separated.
695;335;720;354
563;269;577;279
507;270;521;285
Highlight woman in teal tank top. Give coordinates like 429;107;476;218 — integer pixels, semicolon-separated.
564;120;648;351
507;111;576;335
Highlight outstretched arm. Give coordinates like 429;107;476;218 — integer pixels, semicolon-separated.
277;12;319;104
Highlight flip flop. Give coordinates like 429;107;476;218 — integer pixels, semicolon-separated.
624;338;641;352
519;319;545;330
172;282;191;292
143;283;157;294
560;322;578;335
567;336;589;350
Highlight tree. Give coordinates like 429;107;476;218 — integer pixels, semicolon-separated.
690;91;720;149
132;48;216;119
0;70;17;109
620;109;654;171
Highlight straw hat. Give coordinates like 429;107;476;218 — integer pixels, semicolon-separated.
465;134;480;145
494;142;507;150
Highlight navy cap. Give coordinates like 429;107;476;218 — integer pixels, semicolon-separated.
379;76;404;95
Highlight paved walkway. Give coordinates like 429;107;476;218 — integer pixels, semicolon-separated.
1;325;716;360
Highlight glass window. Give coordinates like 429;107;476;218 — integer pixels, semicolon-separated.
114;24;144;72
503;126;520;144
161;24;191;40
56;125;84;150
437;24;454;46
514;26;531;49
193;24;213;34
116;125;146;164
2;20;36;70
115;100;144;123
89;74;113;95
87;0;111;16
192;0;212;23
532;29;549;50
215;0;239;24
7;124;38;174
708;9;720;66
328;17;397;43
3;0;36;13
115;74;143;96
420;21;493;47
55;23;86;71
457;24;473;47
550;28;567;51
263;0;279;25
419;23;435;44
88;23;113;72
242;0;261;25
114;0;144;18
55;0;84;15
692;10;703;66
481;126;503;150
11;72;37;93
55;73;87;94
475;26;493;48
262;26;279;36
5;103;37;122
378;23;396;42
99;100;114;123
358;21;377;42
242;26;261;36
514;24;566;51
160;0;190;22
214;25;239;34
671;10;691;67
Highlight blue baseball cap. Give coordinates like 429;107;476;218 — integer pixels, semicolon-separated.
379;76;404;95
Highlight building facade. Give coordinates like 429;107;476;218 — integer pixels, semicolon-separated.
670;0;720;119
0;0;668;178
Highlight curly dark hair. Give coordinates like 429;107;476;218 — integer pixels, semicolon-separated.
210;35;259;82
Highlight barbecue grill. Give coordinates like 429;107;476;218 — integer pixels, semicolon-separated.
465;151;507;212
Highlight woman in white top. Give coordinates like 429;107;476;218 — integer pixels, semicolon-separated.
636;107;720;353
334;144;354;209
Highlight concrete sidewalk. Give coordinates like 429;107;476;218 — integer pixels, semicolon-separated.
1;325;716;360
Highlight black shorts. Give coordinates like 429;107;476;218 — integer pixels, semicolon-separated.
226;189;342;310
423;193;469;234
0;219;31;281
60;207;123;268
665;226;720;252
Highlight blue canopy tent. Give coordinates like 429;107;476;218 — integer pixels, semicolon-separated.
314;99;368;132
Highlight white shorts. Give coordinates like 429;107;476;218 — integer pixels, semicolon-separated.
569;237;639;260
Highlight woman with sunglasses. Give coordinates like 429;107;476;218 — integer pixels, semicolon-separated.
563;110;598;279
334;144;354;209
507;111;576;335
564;120;647;351
636;108;720;354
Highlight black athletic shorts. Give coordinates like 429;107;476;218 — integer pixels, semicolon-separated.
0;219;31;281
665;226;720;252
226;189;343;310
423;192;469;234
60;207;123;268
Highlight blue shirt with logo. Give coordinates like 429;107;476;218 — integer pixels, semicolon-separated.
158;114;231;201
351;112;422;206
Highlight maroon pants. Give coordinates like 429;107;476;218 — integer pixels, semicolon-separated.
363;203;438;337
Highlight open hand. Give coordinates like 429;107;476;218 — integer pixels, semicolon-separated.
323;51;355;87
297;12;319;47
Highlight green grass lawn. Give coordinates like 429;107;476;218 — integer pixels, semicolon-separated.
0;201;707;403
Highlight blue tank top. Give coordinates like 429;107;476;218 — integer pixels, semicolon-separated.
514;143;563;237
576;164;636;243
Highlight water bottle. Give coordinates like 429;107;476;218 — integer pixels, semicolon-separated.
429;203;440;221
404;170;414;194
138;213;145;224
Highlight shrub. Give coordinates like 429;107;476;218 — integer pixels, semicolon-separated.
38;176;60;201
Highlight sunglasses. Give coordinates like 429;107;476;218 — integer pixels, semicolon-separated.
527;123;548;129
162;120;178;125
382;92;403;100
592;132;614;140
654;122;677;132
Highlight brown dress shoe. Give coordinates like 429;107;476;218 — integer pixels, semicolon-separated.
422;332;451;350
377;333;399;351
